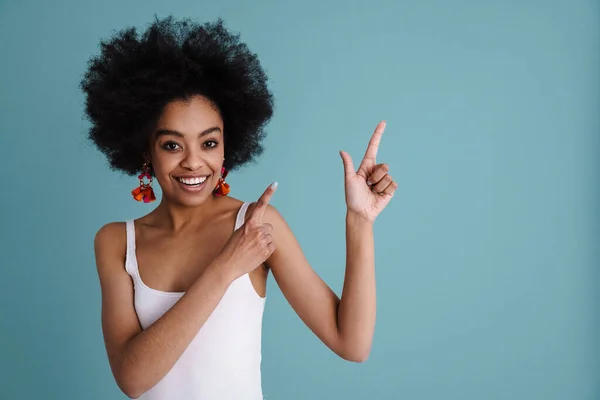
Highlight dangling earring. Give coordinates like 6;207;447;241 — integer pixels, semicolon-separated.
213;163;231;197
131;162;156;203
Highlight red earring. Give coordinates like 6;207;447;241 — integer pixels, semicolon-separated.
213;166;230;196
132;162;156;203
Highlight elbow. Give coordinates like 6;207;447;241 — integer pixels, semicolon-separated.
335;331;373;363
122;387;144;400
346;351;371;363
115;375;144;399
113;364;146;399
340;346;372;363
116;378;145;399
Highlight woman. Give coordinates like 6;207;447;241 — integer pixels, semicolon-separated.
82;16;397;400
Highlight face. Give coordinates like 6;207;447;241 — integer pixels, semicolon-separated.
148;95;225;207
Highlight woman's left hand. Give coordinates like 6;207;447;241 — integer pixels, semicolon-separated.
340;120;397;222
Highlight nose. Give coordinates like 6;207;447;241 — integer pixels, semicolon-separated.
180;148;205;171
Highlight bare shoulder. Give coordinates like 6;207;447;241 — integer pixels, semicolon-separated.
95;221;126;249
245;202;285;226
213;195;249;222
94;222;127;273
223;195;246;212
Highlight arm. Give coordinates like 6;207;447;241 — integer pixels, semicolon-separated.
262;205;376;362
96;185;276;398
95;222;231;398
337;211;376;360
264;120;396;363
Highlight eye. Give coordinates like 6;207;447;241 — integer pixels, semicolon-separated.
203;140;218;148
162;142;181;151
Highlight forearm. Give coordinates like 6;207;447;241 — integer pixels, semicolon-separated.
115;261;231;397
336;210;376;361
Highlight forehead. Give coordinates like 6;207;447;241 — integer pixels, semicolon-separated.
156;95;223;134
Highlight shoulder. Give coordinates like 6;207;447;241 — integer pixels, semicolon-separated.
94;221;127;258
213;196;248;223
244;201;286;226
93;222;133;291
95;221;126;243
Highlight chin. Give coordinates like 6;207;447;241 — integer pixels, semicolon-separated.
175;194;214;207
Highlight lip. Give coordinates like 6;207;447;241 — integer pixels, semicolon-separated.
174;174;210;179
173;175;211;193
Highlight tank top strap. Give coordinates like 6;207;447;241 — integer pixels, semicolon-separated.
124;220;138;276
234;202;250;231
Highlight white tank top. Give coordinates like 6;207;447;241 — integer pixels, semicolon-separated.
124;202;266;400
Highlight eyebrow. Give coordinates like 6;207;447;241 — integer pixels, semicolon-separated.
155;126;222;138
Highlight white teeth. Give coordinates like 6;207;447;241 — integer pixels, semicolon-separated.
178;176;207;185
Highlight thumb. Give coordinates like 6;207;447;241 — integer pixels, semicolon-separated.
339;150;356;179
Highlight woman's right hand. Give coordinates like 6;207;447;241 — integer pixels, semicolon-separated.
216;181;278;282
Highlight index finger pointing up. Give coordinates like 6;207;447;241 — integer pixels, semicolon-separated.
361;120;386;165
249;181;278;222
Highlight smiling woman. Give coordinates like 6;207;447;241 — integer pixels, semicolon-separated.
80;14;396;400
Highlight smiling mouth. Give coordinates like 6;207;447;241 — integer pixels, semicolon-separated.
176;176;208;186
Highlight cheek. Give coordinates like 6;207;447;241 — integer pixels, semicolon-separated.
151;154;179;179
205;145;224;163
211;153;225;172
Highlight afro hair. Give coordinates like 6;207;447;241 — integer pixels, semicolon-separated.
80;15;274;176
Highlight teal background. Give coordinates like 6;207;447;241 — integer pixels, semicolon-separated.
0;0;598;399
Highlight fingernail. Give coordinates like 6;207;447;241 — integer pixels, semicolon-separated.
270;181;278;189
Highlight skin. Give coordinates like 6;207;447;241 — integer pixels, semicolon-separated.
94;95;397;398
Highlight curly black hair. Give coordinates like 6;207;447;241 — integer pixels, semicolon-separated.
80;16;274;176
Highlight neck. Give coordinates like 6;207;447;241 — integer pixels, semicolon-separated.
151;195;222;232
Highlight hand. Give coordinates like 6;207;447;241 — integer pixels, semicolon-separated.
339;121;398;222
217;182;278;282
